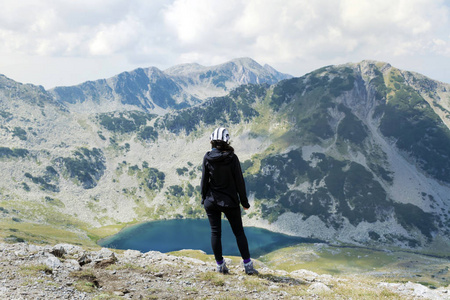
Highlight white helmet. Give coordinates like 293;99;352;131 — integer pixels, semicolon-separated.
210;127;230;143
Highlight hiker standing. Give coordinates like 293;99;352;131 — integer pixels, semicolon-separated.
201;127;258;275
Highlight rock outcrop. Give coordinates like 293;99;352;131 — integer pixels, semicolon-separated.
0;242;448;299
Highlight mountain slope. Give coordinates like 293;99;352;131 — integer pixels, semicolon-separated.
1;60;450;254
154;60;450;250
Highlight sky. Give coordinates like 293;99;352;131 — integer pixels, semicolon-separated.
0;0;449;89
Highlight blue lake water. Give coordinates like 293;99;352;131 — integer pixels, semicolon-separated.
99;219;317;257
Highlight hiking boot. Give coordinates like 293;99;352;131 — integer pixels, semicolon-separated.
244;260;258;275
217;261;229;274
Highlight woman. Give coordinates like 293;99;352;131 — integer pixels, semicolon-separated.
201;127;258;275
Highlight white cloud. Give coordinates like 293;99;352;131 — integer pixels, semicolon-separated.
89;16;142;56
0;0;449;88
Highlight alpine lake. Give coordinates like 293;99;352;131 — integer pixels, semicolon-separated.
98;219;450;287
98;218;317;257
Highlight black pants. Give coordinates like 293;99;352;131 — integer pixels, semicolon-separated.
204;200;251;262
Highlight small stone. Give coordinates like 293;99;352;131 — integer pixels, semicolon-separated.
77;253;91;266
14;250;27;257
53;244;83;255
43;255;61;269
124;249;142;258
51;246;66;258
308;282;331;293
95;248;115;260
94;254;118;268
290;269;319;282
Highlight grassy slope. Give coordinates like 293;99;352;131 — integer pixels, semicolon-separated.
171;243;450;290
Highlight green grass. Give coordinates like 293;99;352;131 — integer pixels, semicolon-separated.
19;264;53;276
259;244;450;287
198;271;225;286
0;220;97;247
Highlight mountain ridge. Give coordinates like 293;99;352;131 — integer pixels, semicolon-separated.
49;57;292;114
1;59;450;255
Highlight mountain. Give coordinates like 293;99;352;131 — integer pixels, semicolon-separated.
50;57;292;114
1;59;450;255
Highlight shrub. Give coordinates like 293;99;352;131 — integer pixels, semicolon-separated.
23;172;59;192
176;167;188;176
59;148;106;189
379;84;450;183
167;185;184;197
12;127;27;140
145;168;165;191
138;126;158;141
0;147;29;158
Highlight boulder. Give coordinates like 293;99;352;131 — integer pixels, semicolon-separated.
43;255;62;269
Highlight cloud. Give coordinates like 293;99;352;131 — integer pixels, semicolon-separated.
163;0;449;71
0;0;449;87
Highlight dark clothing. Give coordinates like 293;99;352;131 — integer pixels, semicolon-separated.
201;148;251;262
204;199;250;261
201;149;250;208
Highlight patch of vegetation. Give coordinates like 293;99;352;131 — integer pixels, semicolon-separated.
44;166;59;181
337;105;368;144
300;109;334;140
166;185;184;197
329;74;355;97
270;77;307;110
198;271;225;286
58;147;106;189
176;167;188;175
246;149;308;200
21;182;30;191
271;70;357;145
71;269;99;293
393;203;437;240
241;159;253;174
12;126;27;140
24;172;59;192
155;84;265;134
144;167;165;191
138;126;158;141
19;264;53;276
0;110;12;119
369;67;388;100
97;131;106;140
44;196;65;208
0;147;29;158
4;234;25;243
379;80;450;183
262;243;450;288
311;155;391;225
279;189;333;220
0;214;96;247
183;204;205;219
97;111;155;134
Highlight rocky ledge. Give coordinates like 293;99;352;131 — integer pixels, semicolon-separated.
0;242;449;299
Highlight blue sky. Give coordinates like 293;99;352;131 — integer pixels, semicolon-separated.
0;0;449;89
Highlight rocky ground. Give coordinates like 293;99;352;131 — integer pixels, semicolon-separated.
0;242;449;299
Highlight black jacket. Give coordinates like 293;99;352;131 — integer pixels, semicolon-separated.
201;148;250;208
